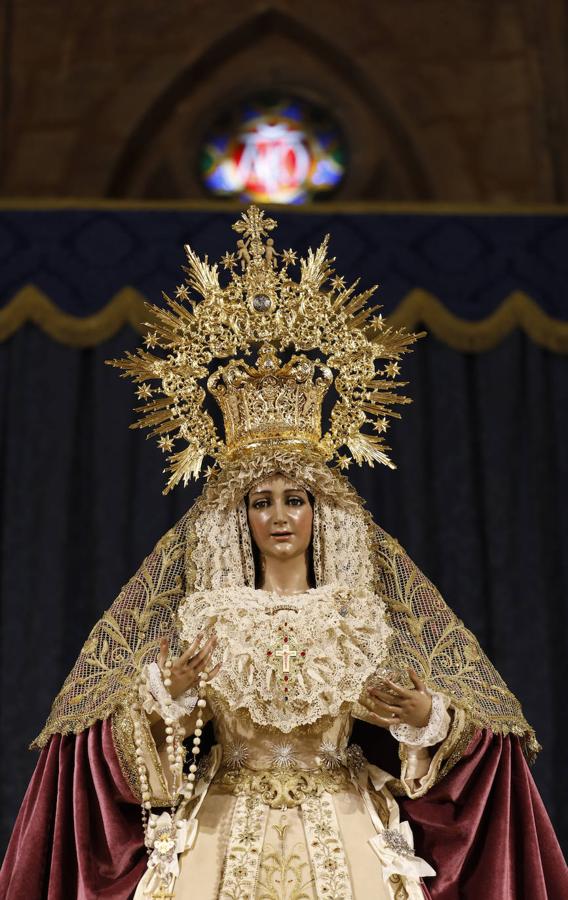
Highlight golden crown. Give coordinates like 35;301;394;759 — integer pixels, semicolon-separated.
208;347;333;453
107;206;422;492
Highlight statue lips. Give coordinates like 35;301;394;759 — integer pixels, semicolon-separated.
271;531;293;542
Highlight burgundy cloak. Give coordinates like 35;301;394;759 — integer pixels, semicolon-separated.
1;722;566;899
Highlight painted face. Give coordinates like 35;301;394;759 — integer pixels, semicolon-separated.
246;473;313;562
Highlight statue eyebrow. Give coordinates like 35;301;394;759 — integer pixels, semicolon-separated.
249;486;306;496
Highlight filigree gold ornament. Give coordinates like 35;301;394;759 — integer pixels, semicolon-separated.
107;206;422;492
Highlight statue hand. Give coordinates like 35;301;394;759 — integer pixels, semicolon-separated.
357;689;400;729
158;634;221;700
368;668;432;728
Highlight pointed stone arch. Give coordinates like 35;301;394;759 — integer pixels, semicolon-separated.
70;9;433;200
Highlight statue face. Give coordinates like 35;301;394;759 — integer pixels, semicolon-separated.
246;473;313;563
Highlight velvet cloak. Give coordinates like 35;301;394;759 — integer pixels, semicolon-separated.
1;723;566;899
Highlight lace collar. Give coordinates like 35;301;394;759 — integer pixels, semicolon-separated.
178;583;391;732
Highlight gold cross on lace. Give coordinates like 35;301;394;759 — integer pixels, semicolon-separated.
152;889;174;900
275;642;298;673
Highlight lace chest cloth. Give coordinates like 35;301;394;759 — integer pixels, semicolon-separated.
136;586;435;900
177;583;391;733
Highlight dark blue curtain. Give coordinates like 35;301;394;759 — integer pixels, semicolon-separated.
0;208;567;318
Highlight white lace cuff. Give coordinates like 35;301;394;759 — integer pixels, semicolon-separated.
140;662;198;722
389;692;450;748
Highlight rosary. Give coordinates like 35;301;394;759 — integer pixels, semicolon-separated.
133;654;210;900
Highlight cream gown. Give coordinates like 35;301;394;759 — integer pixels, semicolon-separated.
133;584;446;900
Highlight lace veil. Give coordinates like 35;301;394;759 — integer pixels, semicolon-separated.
33;447;538;761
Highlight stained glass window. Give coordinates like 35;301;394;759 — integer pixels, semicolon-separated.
200;95;346;204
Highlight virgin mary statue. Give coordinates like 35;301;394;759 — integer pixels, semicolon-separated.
1;208;566;900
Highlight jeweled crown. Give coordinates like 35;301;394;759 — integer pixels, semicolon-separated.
208;347;333;453
107;206;422;492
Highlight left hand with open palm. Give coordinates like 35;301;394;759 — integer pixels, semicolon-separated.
362;668;432;729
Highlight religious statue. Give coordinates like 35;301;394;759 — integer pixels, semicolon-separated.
1;207;566;899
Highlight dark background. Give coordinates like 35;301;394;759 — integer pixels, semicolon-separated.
0;209;567;858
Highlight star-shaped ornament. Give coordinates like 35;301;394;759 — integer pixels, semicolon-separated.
136;383;153;400
375;417;389;433
175;285;190;300
384;361;401;378
337;455;351;471
281;249;297;266
331;276;346;291
157;435;174;452
143;331;159;349
221;252;236;271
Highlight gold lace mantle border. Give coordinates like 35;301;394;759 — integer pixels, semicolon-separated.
3;285;567;353
365;517;540;763
30;500;204;749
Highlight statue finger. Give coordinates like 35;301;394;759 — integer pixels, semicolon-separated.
371;712;401;727
179;632;204;665
188;634;217;669
368;691;402;713
408;668;427;692
372;699;402;718
370;687;402;704
197;645;217;673
381;678;413;698
157;637;169;670
207;661;222;679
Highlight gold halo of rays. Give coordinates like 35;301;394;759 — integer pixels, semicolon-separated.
106;206;423;492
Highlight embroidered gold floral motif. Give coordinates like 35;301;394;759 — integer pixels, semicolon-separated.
218;795;268;900
258;819;314;900
367;519;539;761
215;767;351;809
388;874;409;900
301;794;353;900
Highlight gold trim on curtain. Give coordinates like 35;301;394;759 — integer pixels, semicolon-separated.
0;284;567;352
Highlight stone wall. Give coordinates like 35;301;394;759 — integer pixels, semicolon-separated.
1;0;566;201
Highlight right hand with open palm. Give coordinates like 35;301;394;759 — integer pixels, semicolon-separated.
158;632;221;700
